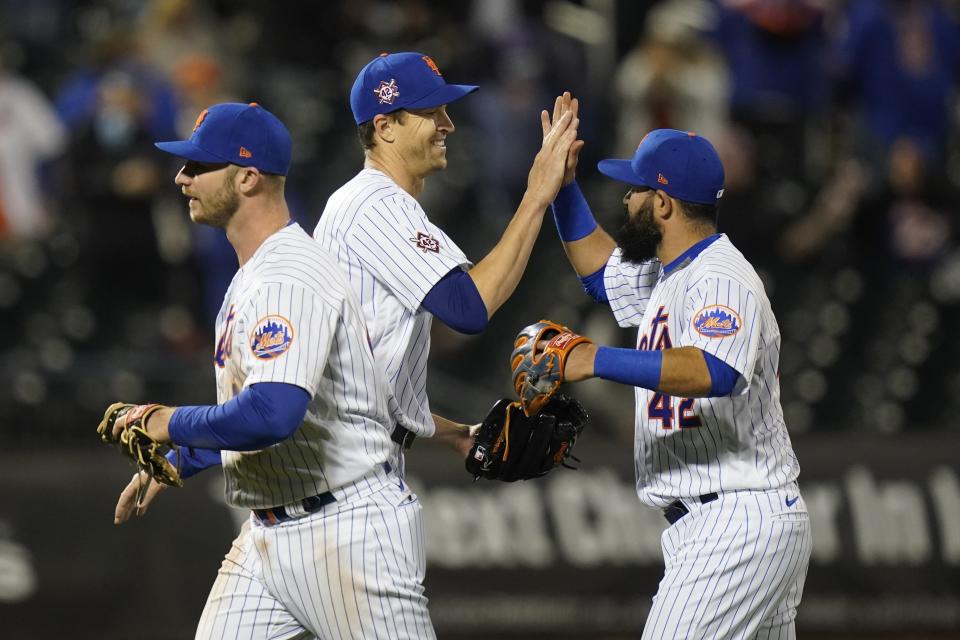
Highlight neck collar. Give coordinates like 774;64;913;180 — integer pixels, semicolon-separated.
662;234;722;275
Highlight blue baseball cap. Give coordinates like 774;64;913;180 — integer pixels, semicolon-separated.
154;102;292;176
597;129;725;204
350;52;478;125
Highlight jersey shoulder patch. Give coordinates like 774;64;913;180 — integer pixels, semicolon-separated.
409;231;441;253
692;304;741;338
250;315;295;359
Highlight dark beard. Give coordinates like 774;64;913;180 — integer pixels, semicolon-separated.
616;199;661;264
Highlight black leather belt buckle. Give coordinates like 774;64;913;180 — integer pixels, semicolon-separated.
391;424;416;450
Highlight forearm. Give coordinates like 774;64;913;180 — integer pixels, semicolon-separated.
563;229;617;277
167;383;310;451
658;348;713;397
468;193;550;316
430;413;473;458
569;344;713;397
551;182;616;276
166;446;222;479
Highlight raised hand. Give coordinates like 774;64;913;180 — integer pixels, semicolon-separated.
541;92;585;187
527;106;580;205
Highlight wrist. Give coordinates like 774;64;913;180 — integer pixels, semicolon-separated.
147;406;175;443
594;346;662;390
551;181;596;242
566;342;597;381
521;188;552;211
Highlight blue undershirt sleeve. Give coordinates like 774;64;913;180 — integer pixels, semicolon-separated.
701;350;740;396
578;265;609;303
421;267;489;334
165;446;222;480
167;382;310;451
593;346;740;397
551;181;598;242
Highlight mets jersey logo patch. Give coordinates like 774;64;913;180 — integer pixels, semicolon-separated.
693;305;741;338
410;231;440;253
373;79;400;105
250;315;295;360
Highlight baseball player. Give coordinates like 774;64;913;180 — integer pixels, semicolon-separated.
112;102;435;639
313;52;580;470
537;104;813;638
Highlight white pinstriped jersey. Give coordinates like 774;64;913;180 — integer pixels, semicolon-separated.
604;234;800;508
314;168;471;437
212;223;394;509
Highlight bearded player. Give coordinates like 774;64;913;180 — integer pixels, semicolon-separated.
522;99;812;638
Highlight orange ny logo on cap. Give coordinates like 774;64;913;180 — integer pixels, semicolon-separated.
421;55;442;76
192;109;209;133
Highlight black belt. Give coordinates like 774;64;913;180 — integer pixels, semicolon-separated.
392;424;416;450
254;492;336;525
254;461;393;525
663;492;719;525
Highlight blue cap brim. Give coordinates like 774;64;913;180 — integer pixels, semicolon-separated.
154;140;231;164
404;83;479;110
597;159;649;187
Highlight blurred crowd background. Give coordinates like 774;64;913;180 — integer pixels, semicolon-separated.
1;0;959;447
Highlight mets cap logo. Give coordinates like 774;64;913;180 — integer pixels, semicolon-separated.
250;315;295;360
374;79;400;105
693;305;741;338
410;231;440;253
192;108;209;133
422;55;442;76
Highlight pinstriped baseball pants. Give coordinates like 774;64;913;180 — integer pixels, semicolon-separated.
195;477;434;639
642;482;812;640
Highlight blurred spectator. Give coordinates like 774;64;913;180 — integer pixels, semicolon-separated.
613;0;728;157
0;50;67;240
705;0;830;264
714;0;829;131
781;136;957;269
136;0;225;79
56;36;178;338
835;0;960;176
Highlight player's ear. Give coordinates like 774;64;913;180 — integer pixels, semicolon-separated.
654;189;673;219
372;113;397;144
236;166;261;195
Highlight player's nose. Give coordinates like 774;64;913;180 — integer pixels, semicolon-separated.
437;106;454;133
175;166;191;186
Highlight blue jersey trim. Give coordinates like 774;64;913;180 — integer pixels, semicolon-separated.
662;234;722;275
